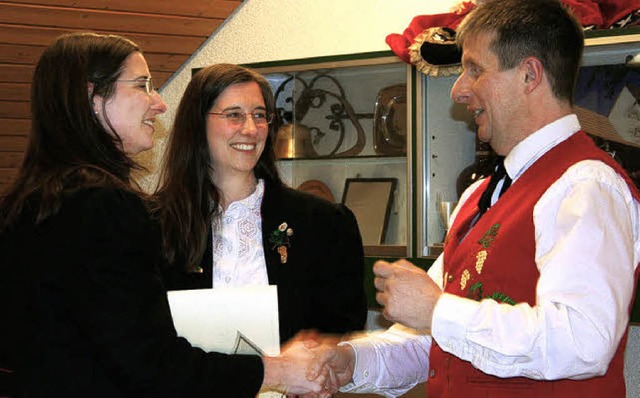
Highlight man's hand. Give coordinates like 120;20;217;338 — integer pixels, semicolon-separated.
262;338;330;396
374;259;443;330
307;342;355;389
295;337;355;398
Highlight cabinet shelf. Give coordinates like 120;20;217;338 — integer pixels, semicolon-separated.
363;245;407;258
276;154;406;162
246;53;412;255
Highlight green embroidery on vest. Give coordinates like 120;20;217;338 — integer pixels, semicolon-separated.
458;222;517;306
467;281;484;301
478;223;501;248
466;282;517;305
486;291;517;305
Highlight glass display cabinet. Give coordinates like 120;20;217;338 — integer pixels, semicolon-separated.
415;72;476;258
416;31;640;260
241;33;640;320
246;52;415;258
243;31;640;270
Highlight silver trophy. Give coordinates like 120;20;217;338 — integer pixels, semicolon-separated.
436;193;457;243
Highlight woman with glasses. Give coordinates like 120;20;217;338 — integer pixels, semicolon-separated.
153;63;367;344
0;34;326;397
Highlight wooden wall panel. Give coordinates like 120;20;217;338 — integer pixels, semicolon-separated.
0;137;28;152
0;168;18;184
0;64;33;83
0;24;205;54
0;43;42;64
0;119;30;136
0;101;30;119
0;83;29;102
0;4;222;37
0;152;24;169
0;0;242;194
1;0;242;19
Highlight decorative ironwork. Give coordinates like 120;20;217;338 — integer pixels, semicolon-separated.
273;73;371;158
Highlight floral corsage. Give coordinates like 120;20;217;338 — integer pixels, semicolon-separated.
269;222;294;264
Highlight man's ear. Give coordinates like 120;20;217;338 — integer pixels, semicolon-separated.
522;57;543;93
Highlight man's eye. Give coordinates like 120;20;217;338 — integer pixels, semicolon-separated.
253;112;267;120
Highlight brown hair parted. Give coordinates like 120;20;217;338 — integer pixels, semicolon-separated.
153;63;283;268
0;32;142;232
456;0;584;104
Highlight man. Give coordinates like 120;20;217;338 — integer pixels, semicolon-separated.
307;0;640;397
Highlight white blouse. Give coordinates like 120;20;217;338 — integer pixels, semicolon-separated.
211;179;269;288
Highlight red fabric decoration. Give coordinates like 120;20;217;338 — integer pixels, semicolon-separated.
562;0;640;28
386;1;640;70
385;11;468;63
561;0;603;27
598;0;640;28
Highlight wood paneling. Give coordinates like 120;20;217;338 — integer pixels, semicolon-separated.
0;136;28;152
0;43;41;64
0;83;30;101
1;0;242;19
0;151;24;169
0;119;30;136
0;24;205;54
0;101;30;119
0;0;242;194
0;168;18;184
0;64;33;83
0;4;223;37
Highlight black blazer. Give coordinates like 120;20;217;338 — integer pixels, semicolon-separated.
0;188;263;397
164;181;368;343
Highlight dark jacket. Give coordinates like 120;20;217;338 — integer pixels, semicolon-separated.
0;187;263;397
163;181;368;343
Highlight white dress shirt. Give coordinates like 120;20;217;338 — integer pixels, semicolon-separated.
342;115;640;396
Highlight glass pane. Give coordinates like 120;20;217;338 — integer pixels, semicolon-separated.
258;58;409;252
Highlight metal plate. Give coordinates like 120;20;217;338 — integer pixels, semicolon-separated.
373;84;407;156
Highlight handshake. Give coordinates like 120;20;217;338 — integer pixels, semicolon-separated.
260;332;357;397
261;258;439;396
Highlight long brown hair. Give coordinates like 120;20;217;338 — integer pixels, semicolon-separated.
0;32;143;233
153;63;283;269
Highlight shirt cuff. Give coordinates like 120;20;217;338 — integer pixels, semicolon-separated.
431;292;478;347
338;339;375;391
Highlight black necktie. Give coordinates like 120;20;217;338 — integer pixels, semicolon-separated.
477;157;511;216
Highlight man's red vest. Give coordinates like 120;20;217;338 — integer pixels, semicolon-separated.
428;131;640;397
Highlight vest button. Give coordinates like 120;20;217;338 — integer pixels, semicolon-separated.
429;369;436;378
447;274;454;283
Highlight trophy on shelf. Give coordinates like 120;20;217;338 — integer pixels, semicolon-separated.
436;193;457;245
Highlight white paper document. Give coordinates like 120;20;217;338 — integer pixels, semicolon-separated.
167;285;280;356
168;286;282;397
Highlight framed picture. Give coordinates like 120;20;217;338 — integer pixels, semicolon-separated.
341;178;397;245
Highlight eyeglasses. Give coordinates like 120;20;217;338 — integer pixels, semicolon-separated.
208;111;274;127
116;77;155;95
